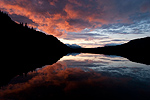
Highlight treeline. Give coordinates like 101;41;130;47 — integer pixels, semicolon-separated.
0;10;34;30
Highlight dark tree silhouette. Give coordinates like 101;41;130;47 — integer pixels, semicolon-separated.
25;22;28;28
20;22;23;26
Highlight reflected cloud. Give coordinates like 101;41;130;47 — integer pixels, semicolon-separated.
1;54;150;99
66;53;80;56
1;62;150;99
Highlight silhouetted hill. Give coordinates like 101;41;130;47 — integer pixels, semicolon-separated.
120;37;150;48
72;37;150;65
0;11;70;86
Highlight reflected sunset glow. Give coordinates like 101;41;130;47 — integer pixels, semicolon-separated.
1;53;150;99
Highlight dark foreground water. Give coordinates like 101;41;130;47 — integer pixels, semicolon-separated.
0;53;150;100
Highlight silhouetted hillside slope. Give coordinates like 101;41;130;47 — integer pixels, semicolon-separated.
0;11;70;86
112;37;150;64
73;37;150;65
120;37;150;48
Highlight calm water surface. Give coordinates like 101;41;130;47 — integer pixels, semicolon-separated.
1;53;150;99
60;53;150;81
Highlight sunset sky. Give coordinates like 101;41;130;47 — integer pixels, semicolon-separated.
0;0;150;47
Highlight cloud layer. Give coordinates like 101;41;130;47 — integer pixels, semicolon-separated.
1;0;150;37
0;0;150;47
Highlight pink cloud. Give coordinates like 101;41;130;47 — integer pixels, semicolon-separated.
0;0;108;37
0;0;147;37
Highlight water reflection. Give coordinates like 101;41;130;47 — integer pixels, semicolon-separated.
61;53;150;81
0;53;150;100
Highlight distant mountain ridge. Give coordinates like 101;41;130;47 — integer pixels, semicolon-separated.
66;44;82;49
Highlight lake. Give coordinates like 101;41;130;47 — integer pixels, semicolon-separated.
0;53;150;100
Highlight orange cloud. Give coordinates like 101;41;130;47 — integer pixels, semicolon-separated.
0;0;65;36
0;0;147;38
0;0;108;37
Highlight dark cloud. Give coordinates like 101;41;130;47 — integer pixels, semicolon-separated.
66;18;93;29
63;32;109;40
104;43;122;47
111;39;128;42
140;0;150;13
9;14;38;26
0;0;150;39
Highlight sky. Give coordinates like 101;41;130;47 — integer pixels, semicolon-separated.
0;0;150;47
